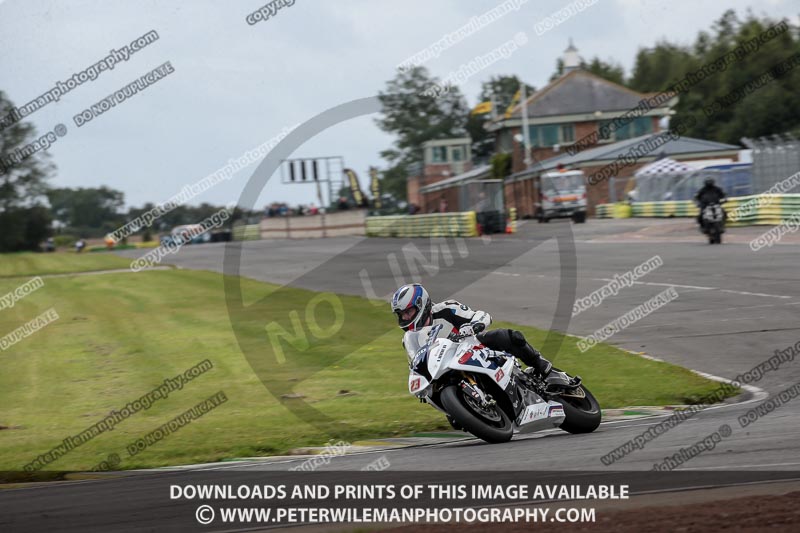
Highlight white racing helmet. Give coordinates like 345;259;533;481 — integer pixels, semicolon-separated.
390;283;431;331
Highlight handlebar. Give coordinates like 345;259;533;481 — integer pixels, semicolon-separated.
450;330;484;342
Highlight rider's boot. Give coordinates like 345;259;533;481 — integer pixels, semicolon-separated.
509;331;553;378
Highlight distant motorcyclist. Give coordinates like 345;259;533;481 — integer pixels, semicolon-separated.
694;177;726;228
390;283;553;379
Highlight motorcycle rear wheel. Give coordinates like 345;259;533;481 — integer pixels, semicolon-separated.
440;385;513;443
554;385;602;434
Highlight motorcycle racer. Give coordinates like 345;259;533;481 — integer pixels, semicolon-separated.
694;177;727;230
390;283;554;379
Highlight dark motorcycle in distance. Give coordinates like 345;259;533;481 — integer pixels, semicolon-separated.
699;199;726;244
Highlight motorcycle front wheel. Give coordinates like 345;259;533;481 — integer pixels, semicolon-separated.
440;385;513;443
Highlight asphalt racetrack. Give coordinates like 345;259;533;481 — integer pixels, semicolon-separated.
133;218;800;473
3;218;800;531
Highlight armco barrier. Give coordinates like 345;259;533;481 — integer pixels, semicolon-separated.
595;194;800;226
366;212;478;238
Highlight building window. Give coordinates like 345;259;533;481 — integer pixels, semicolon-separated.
598;120;614;141
561;124;575;143
633;116;653;137
452;146;463;161
529;124;576;147
527;126;540;147
541;125;560;146
598;117;654;143
431;146;447;162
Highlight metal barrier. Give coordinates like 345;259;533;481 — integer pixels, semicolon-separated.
366;212;478;238
742;135;800;195
595;194;800;226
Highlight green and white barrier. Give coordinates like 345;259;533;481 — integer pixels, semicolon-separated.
595;204;614;218
633;201;698;218
596;194;800;226
595;203;632;219
366;212;478;238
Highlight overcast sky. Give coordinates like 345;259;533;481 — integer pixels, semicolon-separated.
1;0;797;209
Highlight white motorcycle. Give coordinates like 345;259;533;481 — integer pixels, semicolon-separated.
406;324;601;443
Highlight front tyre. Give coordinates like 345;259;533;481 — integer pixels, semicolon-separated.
440;385;512;443
555;385;601;434
537;210;548;224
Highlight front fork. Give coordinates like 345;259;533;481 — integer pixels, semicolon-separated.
459;374;495;409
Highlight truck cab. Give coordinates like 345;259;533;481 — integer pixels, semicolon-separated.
535;170;587;223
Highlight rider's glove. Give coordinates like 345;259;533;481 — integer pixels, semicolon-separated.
459;322;485;337
458;324;475;337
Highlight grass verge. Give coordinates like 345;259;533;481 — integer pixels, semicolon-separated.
0;252;133;278
0;259;733;473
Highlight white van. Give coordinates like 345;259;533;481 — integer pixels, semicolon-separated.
535;170;588;223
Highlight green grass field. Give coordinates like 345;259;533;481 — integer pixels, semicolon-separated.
0;252;133;278
0;253;731;473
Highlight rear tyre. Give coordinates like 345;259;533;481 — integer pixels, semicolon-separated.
572;212;587;224
440;385;513;443
708;227;719;244
554;385;601;434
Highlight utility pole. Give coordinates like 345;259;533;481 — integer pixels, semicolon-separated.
520;83;532;170
313;161;326;237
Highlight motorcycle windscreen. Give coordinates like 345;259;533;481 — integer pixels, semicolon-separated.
403;324;445;359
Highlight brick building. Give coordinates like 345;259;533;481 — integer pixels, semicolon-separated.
406;138;472;211
487;42;677;175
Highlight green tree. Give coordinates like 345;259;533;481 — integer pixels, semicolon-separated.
47;186;125;237
627;10;800;144
467;75;534;162
628;42;696;92
672;11;800;144
376;66;469;200
0;90;53;252
490;153;512;180
584;57;626;85
550;57;625;85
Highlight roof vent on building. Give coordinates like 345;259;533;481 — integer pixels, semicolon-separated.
563;38;582;73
